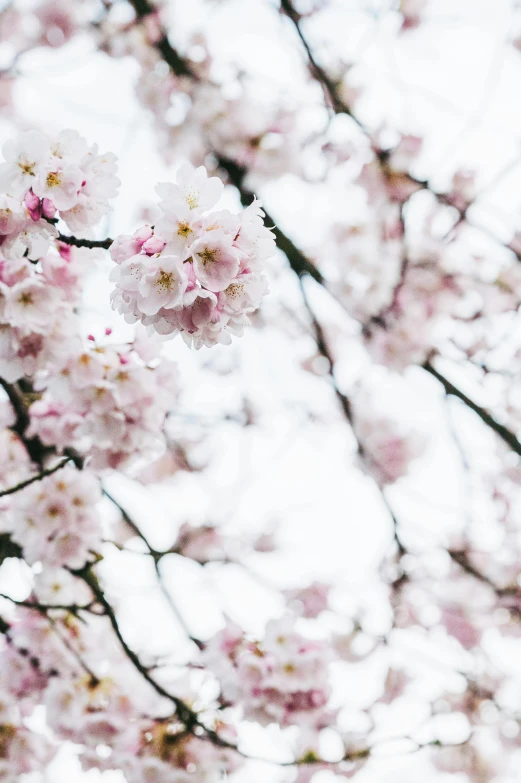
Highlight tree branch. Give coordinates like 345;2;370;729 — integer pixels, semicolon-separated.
424;361;521;458
0;457;72;498
57;233;112;250
103;488;204;649
74;564;219;738
0;592;98;615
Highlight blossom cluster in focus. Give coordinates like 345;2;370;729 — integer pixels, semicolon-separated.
110;163;274;348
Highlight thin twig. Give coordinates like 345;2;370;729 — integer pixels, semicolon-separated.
0;457;72;498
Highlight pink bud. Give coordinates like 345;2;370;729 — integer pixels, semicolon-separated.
56;241;72;262
105;327;112;336
87;334;96;341
142;236;166;255
133;225;154;247
24;189;42;222
42;198;57;219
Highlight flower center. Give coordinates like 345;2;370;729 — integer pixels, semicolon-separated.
177;222;192;238
226;283;244;299
199;247;217;266
18;160;35;176
46;171;62;188
156;271;175;291
18;292;34;306
185;191;199;210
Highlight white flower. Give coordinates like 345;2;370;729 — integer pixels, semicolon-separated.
0;130;49;198
33;566;91;606
154;205;198;257
156;161;223;215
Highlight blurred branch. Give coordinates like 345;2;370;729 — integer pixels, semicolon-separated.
103;487;204;649
0;593;98;614
0;457;72;498
75;563;210;731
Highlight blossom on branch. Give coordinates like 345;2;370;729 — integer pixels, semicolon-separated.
110;162;273;348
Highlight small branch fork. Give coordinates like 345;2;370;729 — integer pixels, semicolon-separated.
102;488;204;649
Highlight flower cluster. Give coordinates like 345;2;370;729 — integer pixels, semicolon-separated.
204;617;334;728
0;129;119;234
44;674;140;761
3;465;102;568
0;245;87;383
0;129;119;383
109;162;274;348
115;723;241;783
28;333;178;469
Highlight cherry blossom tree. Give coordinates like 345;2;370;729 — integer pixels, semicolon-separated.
0;1;521;781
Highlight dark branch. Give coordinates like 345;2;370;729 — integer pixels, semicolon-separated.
217;155;324;283
74;564;219;738
57;233;113;250
0;592;98;614
424;361;521;458
0;457;72;498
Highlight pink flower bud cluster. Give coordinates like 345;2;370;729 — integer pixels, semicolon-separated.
109;162;274;348
27;335;178;469
3;465;102;568
204;617;334;728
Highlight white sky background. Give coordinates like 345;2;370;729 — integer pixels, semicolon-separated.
1;0;521;780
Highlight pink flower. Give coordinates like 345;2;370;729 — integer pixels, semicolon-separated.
7;466;102;568
4;278;59;332
33;163;82;211
137;256;188;314
176;287;217;333
191;232;241;292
